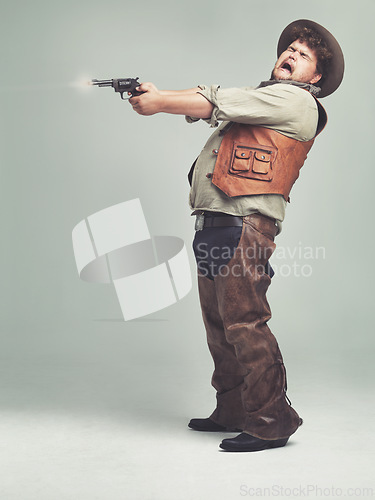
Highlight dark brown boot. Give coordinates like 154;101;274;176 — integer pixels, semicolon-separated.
219;432;289;452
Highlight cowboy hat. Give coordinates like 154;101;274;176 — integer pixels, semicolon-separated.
277;19;344;97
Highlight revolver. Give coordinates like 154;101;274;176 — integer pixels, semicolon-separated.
90;77;144;99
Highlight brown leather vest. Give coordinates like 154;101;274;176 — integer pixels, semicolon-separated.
209;96;327;202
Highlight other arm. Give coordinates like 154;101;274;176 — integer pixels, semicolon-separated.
129;82;213;118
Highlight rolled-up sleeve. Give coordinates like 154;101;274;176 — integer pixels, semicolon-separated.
185;84;214;124
185;84;226;126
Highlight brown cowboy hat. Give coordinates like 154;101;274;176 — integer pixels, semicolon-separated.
277;19;344;98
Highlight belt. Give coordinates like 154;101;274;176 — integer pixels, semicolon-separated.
203;216;243;228
192;210;276;232
192;210;243;231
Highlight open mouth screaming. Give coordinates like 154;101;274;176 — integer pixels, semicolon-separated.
281;62;292;74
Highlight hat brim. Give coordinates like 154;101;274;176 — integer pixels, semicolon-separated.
277;19;344;98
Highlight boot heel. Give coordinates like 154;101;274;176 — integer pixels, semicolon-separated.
270;437;289;449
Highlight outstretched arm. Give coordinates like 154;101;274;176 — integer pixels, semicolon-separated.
128;82;213;118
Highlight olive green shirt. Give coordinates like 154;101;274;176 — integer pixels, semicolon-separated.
187;83;319;231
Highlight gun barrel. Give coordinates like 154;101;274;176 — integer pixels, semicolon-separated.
90;79;113;87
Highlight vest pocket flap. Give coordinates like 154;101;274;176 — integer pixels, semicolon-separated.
235;148;252;160
254;151;271;162
253;151;271;174
231;147;252;171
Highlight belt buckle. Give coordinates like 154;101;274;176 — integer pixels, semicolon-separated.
195;213;205;231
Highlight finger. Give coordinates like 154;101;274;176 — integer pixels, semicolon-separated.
138;82;154;92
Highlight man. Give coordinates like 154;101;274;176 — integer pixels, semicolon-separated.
129;19;344;452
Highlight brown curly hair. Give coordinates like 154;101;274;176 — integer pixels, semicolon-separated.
291;26;333;84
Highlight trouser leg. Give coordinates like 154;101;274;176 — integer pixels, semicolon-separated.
198;274;247;430
195;215;301;440
215;216;300;439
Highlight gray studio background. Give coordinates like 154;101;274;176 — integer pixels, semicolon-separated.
1;0;374;499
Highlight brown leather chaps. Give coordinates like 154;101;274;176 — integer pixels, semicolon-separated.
197;214;301;440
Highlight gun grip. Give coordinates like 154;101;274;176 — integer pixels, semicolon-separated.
131;89;145;97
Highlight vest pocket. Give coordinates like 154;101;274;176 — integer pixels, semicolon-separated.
253;151;271;174
228;142;277;182
231;147;252;171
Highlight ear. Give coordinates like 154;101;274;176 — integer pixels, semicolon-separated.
309;73;322;85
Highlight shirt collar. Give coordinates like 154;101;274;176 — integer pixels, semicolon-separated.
256;79;321;97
